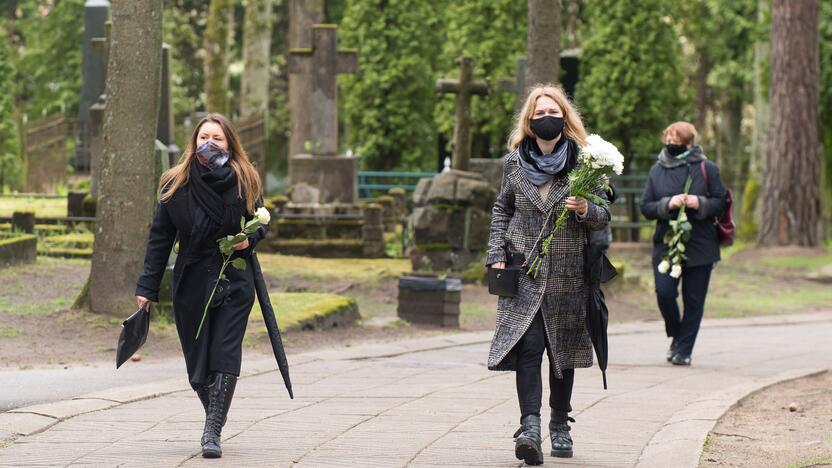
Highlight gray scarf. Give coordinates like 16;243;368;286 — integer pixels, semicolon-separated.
518;138;570;186
657;145;706;168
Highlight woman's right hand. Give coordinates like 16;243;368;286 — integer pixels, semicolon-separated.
490;262;506;269
668;194;687;210
136;296;151;311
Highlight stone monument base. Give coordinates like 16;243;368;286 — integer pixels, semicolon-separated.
289;154;359;204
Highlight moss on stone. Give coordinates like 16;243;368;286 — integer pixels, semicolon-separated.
250;292;359;331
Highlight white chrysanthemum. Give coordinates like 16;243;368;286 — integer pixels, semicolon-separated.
657;260;670;274
255;206;271;225
580;134;625;175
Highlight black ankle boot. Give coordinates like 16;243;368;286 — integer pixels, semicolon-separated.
549;410;574;458
666;338;678;362
201;373;237;458
513;414;544;465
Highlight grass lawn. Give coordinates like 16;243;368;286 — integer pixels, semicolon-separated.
0;197;67;218
609;242;832;320
257;253;411;282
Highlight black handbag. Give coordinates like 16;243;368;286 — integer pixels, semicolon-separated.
487;250;525;297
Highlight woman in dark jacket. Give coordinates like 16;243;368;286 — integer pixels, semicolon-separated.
135;114;267;458
485;85;610;465
640;121;726;366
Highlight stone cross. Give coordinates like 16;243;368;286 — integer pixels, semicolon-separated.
497;56;527;112
436;56;489;172
73;0;110;173
287;24;358;156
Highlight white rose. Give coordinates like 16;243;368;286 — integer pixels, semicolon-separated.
657;260;670;274
670;264;683;279
255;206;271;225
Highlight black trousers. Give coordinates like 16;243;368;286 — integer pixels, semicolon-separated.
515;312;575;420
653;262;713;356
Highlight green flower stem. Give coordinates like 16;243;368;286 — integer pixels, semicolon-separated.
195;254;231;340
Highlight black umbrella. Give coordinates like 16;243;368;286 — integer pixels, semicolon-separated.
250;253;294;399
584;242;617;389
116;306;150;369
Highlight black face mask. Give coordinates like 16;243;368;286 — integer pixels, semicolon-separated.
530;116;564;141
666;143;688;157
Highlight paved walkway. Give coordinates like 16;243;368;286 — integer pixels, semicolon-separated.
1;312;830;467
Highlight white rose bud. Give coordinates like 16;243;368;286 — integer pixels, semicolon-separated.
657;260;670;274
670;264;683;279
255;206;271;225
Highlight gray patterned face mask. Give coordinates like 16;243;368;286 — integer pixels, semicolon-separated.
195;140;230;170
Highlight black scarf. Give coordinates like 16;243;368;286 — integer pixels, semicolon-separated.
188;161;246;248
657;145;706;168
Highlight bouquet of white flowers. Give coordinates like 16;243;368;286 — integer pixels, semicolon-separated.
195;207;271;339
657;177;693;279
527;134;624;279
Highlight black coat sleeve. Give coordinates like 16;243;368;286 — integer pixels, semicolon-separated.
640;168;672;221
135;202;177;302
692;162;728;221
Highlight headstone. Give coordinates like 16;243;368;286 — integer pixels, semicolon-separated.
23;114;68;193
397;276;461;327
361;204;385;257
436;56;489;172
287;24;359;204
73;0;110;173
235;113;267;182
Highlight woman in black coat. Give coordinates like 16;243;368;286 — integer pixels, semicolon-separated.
640;121;726;366
135;114;266;458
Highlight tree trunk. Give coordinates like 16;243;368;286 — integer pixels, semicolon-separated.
526;0;561;87
749;0;769;179
694;51;711;132
89;0;162;315
241;0;273;118
203;0;234;116
287;0;324;157
758;0;821;246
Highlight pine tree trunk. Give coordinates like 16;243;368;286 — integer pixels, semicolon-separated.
241;0;273;118
204;0;234;116
287;0;324;157
758;0;821;246
526;0;561;87
89;0;162;315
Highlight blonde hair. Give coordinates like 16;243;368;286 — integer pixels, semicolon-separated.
158;113;262;213
662;121;697;146
507;84;588;150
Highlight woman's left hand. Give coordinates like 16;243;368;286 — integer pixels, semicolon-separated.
231;238;249;251
685;195;700;210
566;196;588;216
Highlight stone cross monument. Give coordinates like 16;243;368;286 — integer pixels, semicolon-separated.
286;24;359;204
436;56;489;172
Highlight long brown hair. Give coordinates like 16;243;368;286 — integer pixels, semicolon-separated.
158;113;262;213
507;84;588;150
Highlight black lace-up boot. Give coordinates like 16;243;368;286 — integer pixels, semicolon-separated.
201;373;237;458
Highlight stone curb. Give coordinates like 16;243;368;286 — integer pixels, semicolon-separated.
635;367;828;468
0;330;492;447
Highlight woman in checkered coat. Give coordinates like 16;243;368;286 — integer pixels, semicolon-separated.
485;85;610;465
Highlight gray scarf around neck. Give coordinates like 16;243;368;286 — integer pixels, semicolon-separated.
657;145;706;168
518;138;570;186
